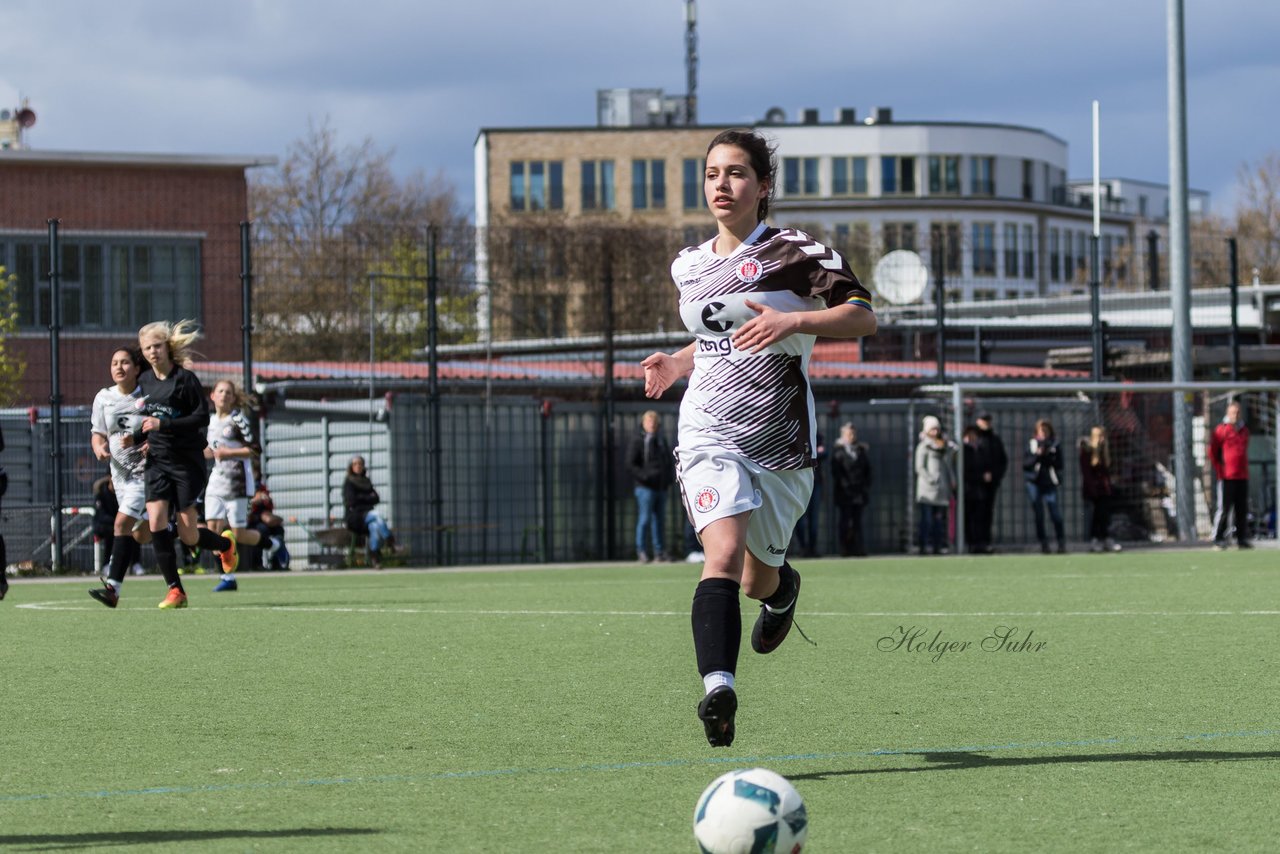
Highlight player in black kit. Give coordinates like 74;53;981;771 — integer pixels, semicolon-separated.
91;320;235;609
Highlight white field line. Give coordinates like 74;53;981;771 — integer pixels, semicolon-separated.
14;601;1280;617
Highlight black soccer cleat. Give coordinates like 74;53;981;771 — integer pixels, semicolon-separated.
88;580;120;609
751;569;801;654
697;685;737;748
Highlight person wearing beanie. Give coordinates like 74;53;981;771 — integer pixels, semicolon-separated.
914;415;955;555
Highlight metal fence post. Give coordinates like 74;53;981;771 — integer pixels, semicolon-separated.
47;218;64;573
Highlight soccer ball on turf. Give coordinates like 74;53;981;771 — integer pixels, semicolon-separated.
693;767;808;854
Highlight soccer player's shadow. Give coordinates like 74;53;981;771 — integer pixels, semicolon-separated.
789;748;1280;779
0;827;382;848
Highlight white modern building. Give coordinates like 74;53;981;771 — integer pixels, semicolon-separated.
474;96;1207;331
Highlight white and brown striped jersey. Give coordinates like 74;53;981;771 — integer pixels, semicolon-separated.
206;410;257;500
671;222;872;471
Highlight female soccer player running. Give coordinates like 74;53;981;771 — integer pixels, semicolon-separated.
87;347;156;607
642;129;876;747
121;320;235;609
203;379;267;592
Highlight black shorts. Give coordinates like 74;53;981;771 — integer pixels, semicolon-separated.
145;454;208;510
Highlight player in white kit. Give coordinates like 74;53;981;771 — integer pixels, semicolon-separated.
642;129;876;747
202;380;266;592
88;347;154;605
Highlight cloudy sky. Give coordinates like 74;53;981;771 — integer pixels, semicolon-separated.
1;1;1276;214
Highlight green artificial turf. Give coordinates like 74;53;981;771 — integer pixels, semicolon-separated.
1;549;1278;852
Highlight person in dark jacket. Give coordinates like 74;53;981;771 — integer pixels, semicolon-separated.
962;425;988;554
1024;418;1066;554
627;410;675;562
1209;399;1252;549
344;455;394;567
831;422;872;557
1079;425;1121;552
971;412;1007;553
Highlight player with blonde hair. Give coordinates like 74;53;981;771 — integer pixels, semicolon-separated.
91;320;235;609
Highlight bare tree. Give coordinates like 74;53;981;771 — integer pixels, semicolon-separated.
250;117;469;361
1235;152;1280;282
483;219;685;341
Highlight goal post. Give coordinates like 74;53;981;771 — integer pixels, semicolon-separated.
916;380;1280;554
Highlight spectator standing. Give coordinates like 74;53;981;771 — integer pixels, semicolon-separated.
1209;400;1252;550
1079;426;1122;552
971;412;1007;553
1024;418;1067;554
914;415;955;555
626;410;675;563
831;422;871;557
962;425;988;554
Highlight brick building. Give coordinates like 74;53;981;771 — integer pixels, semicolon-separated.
0;149;275;406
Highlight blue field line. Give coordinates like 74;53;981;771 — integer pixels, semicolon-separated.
3;727;1278;805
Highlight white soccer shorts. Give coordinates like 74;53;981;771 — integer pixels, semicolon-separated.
676;446;813;568
204;494;249;529
112;477;147;522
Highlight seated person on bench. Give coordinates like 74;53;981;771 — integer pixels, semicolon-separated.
342;455;395;567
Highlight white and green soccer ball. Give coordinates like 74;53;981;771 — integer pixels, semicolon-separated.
693;767;808;854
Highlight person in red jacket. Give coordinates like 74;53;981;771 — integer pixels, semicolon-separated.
1209;400;1252;549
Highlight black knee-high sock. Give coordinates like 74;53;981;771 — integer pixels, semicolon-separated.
107;535;134;584
197;528;230;552
126;536;142;569
692;577;741;678
151;528;183;591
762;561;797;609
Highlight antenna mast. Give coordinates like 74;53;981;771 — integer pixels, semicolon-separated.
685;0;698;125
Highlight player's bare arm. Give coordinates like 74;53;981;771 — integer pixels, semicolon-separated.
732;300;876;354
642;343;696;399
92;432;111;461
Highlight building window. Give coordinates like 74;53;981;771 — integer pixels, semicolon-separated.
1139;195;1149;217
1003;223;1019;278
1049;229;1060;281
1022;224;1035;279
511;293;566;338
1076;230;1088;279
783;156;819;196
1022;159;1034;200
928;156;961;195
973;288;998;301
5;236;200;331
833;222;872;276
881;156;916;195
928;223;962;276
581;160;616;211
683;158;705;210
1102;234;1113;282
509;160;563;212
972;223;996;276
1063;230;1074;280
970;156;995;196
832;157;868;195
882;222;917;252
632;159;666;210
509;162;525;211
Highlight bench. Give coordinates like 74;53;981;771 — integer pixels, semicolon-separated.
304;519;367;568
